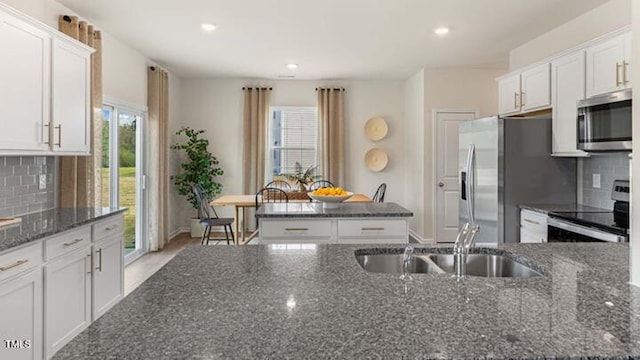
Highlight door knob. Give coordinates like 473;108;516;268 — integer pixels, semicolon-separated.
438;182;444;187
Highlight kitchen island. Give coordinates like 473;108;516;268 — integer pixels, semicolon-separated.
53;242;640;359
255;202;413;244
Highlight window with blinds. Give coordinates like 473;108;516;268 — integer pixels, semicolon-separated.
268;106;318;178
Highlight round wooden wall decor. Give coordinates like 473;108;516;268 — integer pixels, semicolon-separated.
365;148;389;172
365;117;388;141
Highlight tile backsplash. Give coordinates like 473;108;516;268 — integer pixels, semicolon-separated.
0;156;55;217
580;153;630;209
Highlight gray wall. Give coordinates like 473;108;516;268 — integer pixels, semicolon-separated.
0;156;55;217
581;153;630;209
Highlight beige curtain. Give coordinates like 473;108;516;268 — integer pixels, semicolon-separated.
148;67;170;251
242;87;272;194
57;16;102;207
316;88;345;186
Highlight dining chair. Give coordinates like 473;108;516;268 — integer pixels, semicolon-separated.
255;187;289;208
265;180;292;191
255;187;289;227
192;184;235;245
372;183;387;203
308;180;335;191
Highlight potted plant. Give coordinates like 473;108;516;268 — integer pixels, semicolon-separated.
171;126;223;238
285;163;319;192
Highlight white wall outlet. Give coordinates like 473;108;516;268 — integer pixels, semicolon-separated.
593;173;601;189
38;174;47;190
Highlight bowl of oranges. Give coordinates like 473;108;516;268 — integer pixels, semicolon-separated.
308;187;353;208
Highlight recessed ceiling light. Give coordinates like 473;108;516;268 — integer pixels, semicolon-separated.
287;63;299;70
434;27;449;35
201;23;217;32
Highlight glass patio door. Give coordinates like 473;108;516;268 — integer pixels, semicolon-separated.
102;102;147;264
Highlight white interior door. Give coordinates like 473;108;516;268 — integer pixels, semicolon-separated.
435;111;477;243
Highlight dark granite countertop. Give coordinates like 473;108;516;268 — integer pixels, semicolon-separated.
255;202;413;218
519;203;610;214
0;207;127;253
54;242;640;359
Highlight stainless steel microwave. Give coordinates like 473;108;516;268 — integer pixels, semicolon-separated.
577;89;632;151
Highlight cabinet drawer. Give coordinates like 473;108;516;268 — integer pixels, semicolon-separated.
520;227;547;244
520;210;547;232
93;214;124;242
45;226;91;261
0;242;42;283
338;219;407;238
260;220;332;238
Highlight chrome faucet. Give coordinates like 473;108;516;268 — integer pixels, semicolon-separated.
400;245;414;281
452;222;480;278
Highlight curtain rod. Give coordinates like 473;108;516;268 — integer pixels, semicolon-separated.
315;87;345;91
242;87;273;90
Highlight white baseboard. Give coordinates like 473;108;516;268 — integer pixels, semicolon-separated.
169;227;189;240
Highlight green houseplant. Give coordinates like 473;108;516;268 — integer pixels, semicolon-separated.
171;127;223;236
285;163;319;192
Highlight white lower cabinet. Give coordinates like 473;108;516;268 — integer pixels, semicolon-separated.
337;219;408;243
92;235;124;320
0;214;125;360
259;218;410;244
0;269;43;360
520;210;548;243
44;246;92;359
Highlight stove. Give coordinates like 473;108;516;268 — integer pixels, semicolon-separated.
547;180;629;242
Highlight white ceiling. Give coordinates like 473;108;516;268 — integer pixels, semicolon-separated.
58;0;609;80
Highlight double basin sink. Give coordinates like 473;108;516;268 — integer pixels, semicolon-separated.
356;251;543;278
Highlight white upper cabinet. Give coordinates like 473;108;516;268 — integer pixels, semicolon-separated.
521;63;551;112
0;4;93;156
498;73;521;115
0;10;50;152
586;32;631;97
551;51;588;157
498;63;551;115
51;38;91;154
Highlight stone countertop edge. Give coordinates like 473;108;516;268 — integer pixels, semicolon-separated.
52;242;640;360
0;207;128;253
519;204;550;214
255;201;413;218
519;203;611;214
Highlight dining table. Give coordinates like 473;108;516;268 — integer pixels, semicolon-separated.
210;193;372;245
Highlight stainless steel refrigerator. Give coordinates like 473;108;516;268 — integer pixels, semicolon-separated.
459;115;576;243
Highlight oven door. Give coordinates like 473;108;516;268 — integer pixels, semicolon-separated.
577;89;632;151
547;217;627;243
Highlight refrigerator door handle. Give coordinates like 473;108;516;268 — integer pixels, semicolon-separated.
460;172;467;200
465;144;475;226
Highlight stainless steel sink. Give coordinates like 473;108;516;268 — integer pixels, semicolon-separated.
427;253;542;278
356;254;444;274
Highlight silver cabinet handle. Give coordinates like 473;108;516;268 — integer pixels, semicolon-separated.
43;122;51;145
54;124;62;147
86;254;92;274
623;61;629;85
523;219;540;225
520;91;525;107
284;228;309;231
438;182;444;187
362;227;385;231
63;238;83;246
513;92;518;109
616;62;622;86
95;248;103;272
105;224;118;231
0;259;28;271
